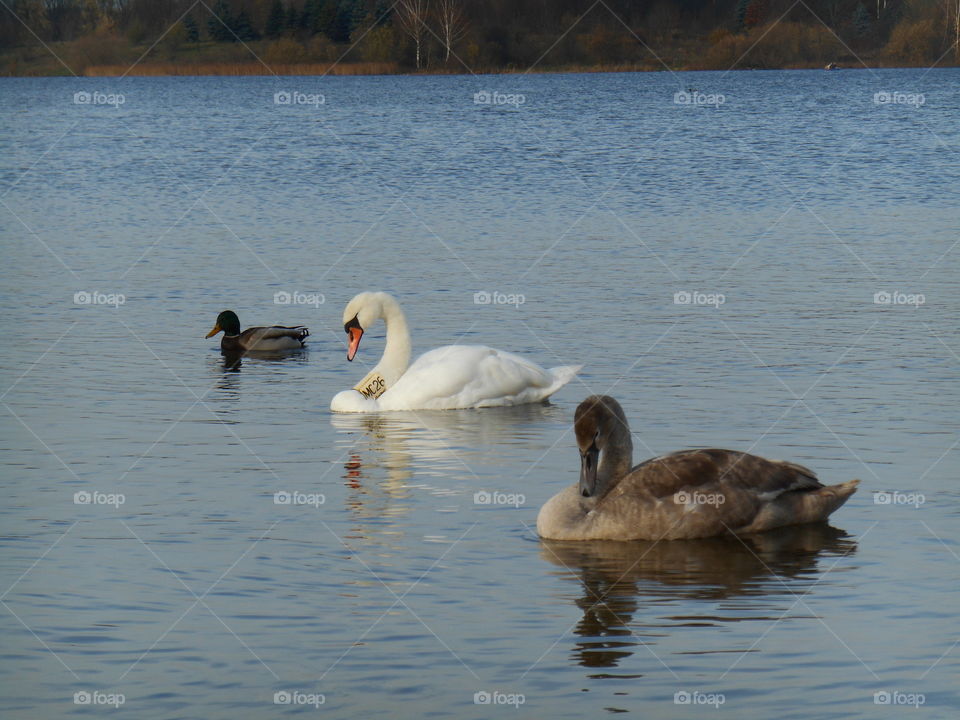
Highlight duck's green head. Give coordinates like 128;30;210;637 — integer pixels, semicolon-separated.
206;310;241;338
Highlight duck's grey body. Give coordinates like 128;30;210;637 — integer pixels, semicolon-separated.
537;396;859;541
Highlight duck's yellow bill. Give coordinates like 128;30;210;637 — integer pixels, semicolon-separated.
205;324;221;339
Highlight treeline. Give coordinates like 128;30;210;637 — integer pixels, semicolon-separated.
1;0;957;74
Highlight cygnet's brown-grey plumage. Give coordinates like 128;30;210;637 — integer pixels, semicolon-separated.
537;395;859;541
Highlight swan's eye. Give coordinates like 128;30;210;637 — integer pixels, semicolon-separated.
344;315;362;334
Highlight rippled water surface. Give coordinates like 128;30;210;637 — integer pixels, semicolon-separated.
1;69;958;718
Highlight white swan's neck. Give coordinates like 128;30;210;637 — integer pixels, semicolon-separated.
371;294;412;386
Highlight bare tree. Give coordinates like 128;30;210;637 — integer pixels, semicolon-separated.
435;0;467;63
950;0;960;63
396;0;430;70
937;0;959;62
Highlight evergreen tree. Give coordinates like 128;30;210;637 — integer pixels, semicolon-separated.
330;2;354;42
372;0;392;26
182;13;200;42
285;3;301;32
265;0;285;37
208;0;235;42
302;0;323;34
853;2;871;37
233;9;260;41
735;0;749;32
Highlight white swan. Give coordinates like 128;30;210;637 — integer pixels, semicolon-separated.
330;292;581;412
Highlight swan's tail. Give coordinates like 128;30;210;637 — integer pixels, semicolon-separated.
806;478;860;521
744;478;860;533
544;365;582;397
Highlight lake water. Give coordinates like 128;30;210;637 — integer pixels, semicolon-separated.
1;68;958;718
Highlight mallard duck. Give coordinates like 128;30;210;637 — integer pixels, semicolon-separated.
537;395;859;541
205;310;308;352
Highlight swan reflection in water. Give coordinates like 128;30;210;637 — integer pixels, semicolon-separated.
330;403;563;523
540;524;857;672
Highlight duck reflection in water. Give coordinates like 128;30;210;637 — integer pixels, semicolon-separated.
540;524;857;671
217;347;310;373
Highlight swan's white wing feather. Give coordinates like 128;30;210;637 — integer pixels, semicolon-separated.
377;345;576;410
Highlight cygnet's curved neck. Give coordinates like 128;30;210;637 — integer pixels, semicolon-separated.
372;294;412;385
598;420;633;497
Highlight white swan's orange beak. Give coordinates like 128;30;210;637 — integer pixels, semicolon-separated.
347;326;363;361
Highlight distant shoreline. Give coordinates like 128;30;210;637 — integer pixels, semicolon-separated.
2;60;941;78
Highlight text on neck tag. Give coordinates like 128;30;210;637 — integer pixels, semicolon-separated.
354;371;387;399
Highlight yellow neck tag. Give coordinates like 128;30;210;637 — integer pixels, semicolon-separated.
353;371;388;399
